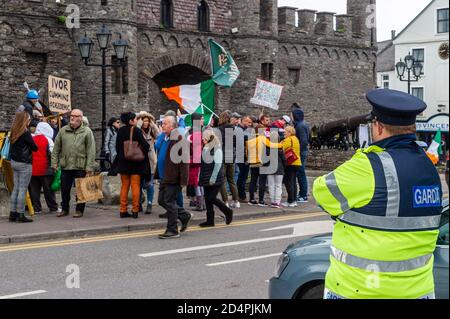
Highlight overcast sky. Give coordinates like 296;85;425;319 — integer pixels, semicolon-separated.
278;0;432;42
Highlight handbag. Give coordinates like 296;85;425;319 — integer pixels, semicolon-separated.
0;135;11;161
285;138;299;166
75;175;104;203
51;167;62;191
124;126;145;162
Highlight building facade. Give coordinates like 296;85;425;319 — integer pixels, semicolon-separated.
377;0;449;144
1;0;377;147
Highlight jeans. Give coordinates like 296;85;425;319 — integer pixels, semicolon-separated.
220;163;239;202
140;175;155;205
297;152;308;199
10;160;32;214
258;174;268;203
284;166;300;203
204;185;231;223
29;175;58;212
267;175;283;203
236;163;250;201
61;169;86;214
120;174;141;213
158;184;190;234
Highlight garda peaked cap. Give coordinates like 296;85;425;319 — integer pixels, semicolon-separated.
366;88;427;126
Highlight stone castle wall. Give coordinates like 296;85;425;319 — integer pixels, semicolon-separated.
1;0;377;165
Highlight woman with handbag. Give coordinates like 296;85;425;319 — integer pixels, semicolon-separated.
137;111;160;214
116;112;150;219
282;126;301;208
9;111;38;223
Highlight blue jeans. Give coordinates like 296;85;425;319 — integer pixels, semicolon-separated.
297;152;308;199
141;175;155;205
177;190;184;208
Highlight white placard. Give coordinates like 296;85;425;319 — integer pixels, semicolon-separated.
250;79;284;110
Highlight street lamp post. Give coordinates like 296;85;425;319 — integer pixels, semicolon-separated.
395;52;423;94
77;25;128;170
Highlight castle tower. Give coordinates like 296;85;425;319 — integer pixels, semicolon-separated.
347;0;377;47
69;0;139;130
232;0;278;36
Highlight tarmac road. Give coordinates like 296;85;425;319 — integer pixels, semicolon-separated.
0;212;330;299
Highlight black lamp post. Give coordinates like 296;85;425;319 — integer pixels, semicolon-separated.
395;52;423;94
77;25;128;169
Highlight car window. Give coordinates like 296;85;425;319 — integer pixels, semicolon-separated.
439;203;449;228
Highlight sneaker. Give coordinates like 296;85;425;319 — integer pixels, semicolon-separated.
180;213;192;233
73;211;84;218
234;201;241;209
258;202;268;207
158;231;180;239
226;202;230;208
248;200;258;206
271;202;280;208
57;210;69;217
281;202;290;207
297;197;308;203
289;202;298;208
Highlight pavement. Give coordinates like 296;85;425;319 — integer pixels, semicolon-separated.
0;171;447;245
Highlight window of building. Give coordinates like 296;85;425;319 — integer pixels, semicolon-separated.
198;1;210;32
437;8;449;33
161;0;173;29
101;0;107;5
288;67;300;86
261;63;273;81
112;56;128;95
412;87;424;101
412;48;425;74
382;74;389;89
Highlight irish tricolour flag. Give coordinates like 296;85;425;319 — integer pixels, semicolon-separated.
426;130;442;165
161;80;215;126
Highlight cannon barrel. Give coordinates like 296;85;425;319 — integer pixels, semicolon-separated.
317;114;369;136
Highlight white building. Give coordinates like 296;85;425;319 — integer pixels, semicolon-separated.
377;0;449;143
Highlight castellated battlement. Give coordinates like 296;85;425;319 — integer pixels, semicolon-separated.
278;6;373;48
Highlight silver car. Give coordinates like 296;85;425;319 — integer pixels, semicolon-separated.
269;200;449;299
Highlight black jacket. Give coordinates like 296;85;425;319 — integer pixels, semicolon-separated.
218;124;235;163
199;147;224;187
10;131;38;164
115;125;150;178
260;145;286;176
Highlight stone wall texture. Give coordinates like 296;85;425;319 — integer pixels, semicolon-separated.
1;0;378;166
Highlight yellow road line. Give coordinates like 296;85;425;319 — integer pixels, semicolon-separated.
0;212;326;253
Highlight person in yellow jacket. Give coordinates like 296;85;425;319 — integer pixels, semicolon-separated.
282;126;301;207
313;89;443;299
246;124;281;206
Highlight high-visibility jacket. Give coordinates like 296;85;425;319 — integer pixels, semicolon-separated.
313;134;443;299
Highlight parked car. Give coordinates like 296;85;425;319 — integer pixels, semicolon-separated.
269;200;449;299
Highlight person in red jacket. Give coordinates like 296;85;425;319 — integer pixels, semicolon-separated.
29;122;60;214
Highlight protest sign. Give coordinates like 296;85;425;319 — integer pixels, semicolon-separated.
250;79;283;110
48;75;71;113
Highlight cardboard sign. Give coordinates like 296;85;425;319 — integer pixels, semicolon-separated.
48;75;71;113
250;79;284;110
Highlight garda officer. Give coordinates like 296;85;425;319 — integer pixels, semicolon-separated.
313;88;443;299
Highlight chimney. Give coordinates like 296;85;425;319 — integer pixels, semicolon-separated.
391;30;396;40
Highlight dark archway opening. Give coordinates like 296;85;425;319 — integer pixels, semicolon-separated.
153;63;211;88
147;64;212;115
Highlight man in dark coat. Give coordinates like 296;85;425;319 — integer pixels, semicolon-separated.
157;115;192;239
292;108;310;202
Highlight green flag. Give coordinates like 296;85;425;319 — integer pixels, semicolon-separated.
209;39;240;87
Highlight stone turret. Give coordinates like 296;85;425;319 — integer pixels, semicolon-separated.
315;12;335;36
347;0;377;47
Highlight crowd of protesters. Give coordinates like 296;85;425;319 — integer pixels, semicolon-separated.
6;89;311;239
